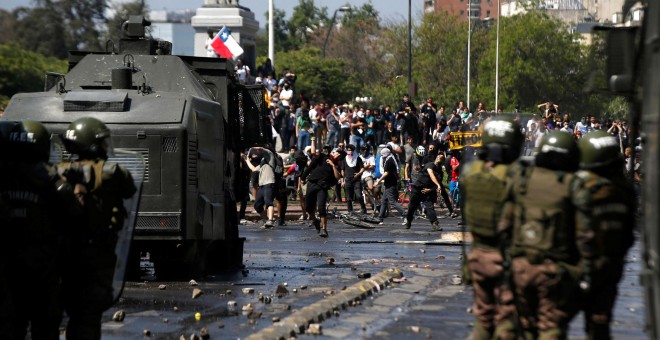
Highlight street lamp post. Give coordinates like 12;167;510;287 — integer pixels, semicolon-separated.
495;0;501;112
467;0;472;110
408;0;413;98
322;5;351;59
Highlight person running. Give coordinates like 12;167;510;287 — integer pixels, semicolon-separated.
342;144;367;214
301;142;346;237
374;147;406;225
404;146;443;231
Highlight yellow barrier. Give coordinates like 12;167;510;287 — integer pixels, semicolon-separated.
448;131;483;150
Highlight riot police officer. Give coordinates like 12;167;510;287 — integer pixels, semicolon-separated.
58;117;137;340
462;116;522;339
573;130;635;339
0;120;80;339
404;145;443;231
499;131;581;339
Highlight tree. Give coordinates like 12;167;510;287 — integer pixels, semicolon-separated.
0;43;67;108
474;11;600;113
276;46;359;103
287;0;328;49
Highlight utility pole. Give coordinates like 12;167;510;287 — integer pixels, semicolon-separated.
268;0;274;68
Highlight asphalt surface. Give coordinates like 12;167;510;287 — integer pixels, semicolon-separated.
72;207;646;339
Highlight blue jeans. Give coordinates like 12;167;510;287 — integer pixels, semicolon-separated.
325;130;339;147
298;130;310;149
351;135;364;150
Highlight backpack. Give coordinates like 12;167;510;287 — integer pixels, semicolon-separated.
266;150;286;193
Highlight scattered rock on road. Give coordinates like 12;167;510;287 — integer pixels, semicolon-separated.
112;310;125;322
192;288;203;299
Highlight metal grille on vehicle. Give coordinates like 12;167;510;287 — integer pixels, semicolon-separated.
109;148;149;182
135;213;181;232
162;137;179;153
187;139;198;186
50;147;150;182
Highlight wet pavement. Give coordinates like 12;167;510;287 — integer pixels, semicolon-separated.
87;211;646;339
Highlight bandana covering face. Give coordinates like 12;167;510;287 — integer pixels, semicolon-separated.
345;150;357;167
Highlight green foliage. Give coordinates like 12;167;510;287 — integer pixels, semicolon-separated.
0;43;67;107
9;0;108;59
287;0;328;49
275;47;359;103
474;11;607;114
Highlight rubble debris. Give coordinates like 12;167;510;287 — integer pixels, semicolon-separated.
307;323;322;335
326;257;335;265
189;280;198;286
227;301;238;313
192;288;204;299
143;329;152;337
357;273;371;279
272;316;281;323
112;310;125;322
276;284;289;297
242;287;255;294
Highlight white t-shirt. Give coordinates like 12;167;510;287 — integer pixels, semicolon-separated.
309;109;318;127
280;88;293;107
340;112;351;129
235;65;250;84
361;155;375;179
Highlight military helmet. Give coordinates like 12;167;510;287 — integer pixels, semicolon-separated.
62;117;112;160
482;116;523;147
5;120;52;162
481;116;523;163
535;131;579;171
578;130;622;169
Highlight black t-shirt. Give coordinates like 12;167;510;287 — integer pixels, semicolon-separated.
411;158;436;189
303;154;338;189
398;100;417;113
343;155;364;180
383;156;399;188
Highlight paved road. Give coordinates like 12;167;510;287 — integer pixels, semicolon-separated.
89;212;646;339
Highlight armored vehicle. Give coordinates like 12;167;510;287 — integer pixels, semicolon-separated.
599;0;659;336
2;16;271;277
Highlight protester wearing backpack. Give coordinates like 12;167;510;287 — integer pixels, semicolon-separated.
245;147;278;228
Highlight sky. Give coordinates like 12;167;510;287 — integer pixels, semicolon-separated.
0;0;426;27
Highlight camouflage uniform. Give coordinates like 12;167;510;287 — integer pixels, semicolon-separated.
0;121;81;339
462;117;522;339
572;131;635;339
58;118;137;340
59;159;136;340
463;160;516;339
499;132;582;340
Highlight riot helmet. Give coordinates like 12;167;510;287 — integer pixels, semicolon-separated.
578;130;623;170
481;116;523;164
415;145;426;158
5;120;51;162
62;117;112;160
535;131;579;171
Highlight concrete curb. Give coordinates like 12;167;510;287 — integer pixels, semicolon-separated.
245;268;404;340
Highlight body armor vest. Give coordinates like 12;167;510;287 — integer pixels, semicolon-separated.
510;166;578;264
463;160;509;248
573;170;635;259
58;160;135;239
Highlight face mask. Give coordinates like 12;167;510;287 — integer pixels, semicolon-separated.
346;150;353;155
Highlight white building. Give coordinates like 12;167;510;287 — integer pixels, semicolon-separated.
149;10;196;56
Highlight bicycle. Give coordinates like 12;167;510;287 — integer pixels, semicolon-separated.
328;207;380;229
397;180;413;209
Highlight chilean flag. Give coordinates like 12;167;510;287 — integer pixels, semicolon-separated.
210;26;244;59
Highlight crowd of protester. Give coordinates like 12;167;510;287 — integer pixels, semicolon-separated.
237;85;643;237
